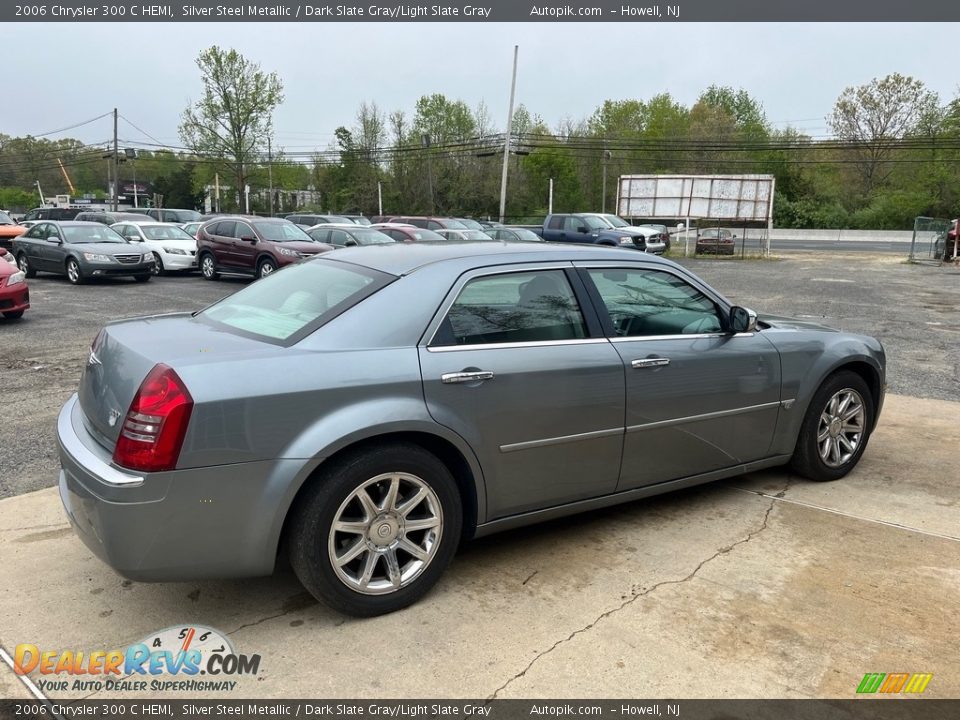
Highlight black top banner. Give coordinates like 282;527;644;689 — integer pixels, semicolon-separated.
3;0;958;22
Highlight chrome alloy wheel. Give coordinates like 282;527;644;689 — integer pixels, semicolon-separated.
328;473;443;595
817;388;865;468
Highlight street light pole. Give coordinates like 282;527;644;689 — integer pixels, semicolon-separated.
498;45;519;225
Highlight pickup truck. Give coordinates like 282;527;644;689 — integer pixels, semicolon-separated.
540;213;666;254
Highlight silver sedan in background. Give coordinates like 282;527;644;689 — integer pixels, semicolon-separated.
57;243;885;616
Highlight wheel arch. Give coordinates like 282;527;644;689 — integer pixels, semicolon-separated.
274;426;484;565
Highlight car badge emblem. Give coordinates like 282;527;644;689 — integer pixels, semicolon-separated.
108;409;121;427
87;350;102;366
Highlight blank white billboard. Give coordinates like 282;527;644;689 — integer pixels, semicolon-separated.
617;174;774;222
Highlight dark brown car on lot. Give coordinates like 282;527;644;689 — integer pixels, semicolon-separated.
370;223;449;243
387;216;469;230
696;228;737;256
196;217;334;280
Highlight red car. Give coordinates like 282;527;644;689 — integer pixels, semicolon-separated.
196;217;334;280
0;248;29;319
695;228;737;255
370;223;449;243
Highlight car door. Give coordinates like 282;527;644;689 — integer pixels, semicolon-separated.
562;216;591;244
232;221;258;270
18;223;49;269
206;221;237;267
418;265;625;520
43;224;68;272
577;263;782;491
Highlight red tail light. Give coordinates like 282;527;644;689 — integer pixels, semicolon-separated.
112;364;193;472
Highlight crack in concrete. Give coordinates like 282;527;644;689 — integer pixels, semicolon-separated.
487;498;777;700
225;608;302;637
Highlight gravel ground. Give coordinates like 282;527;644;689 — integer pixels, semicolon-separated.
1;251;957;500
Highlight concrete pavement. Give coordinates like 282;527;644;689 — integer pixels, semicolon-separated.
1;394;957;700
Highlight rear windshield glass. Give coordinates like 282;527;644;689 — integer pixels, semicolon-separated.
198;260;393;344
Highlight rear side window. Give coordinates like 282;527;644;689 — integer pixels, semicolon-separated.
198;260;394;344
433;270;587;347
547;216;564;230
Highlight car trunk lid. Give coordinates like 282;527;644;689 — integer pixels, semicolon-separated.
77;313;274;449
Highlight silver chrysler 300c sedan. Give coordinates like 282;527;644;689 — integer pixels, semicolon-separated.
57;242;885;616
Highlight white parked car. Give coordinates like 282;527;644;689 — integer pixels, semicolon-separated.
110;221;198;275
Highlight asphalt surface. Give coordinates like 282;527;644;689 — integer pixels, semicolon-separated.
1;251;958;500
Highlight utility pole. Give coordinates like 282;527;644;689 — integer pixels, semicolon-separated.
267;137;274;216
498;45;519;224
601;147;611;214
214;173;221;213
112;108;119;211
35;180;44;205
377;180;383;217
421;134;434;214
548;178;554;215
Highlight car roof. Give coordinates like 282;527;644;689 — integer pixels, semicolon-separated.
43;221;110;227
112;221;183;227
324;240;674;276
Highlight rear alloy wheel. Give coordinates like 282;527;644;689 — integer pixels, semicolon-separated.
790;370;874;481
152;252;164;276
66;258;84;285
257;258;277;279
288;442;462;617
200;253;219;280
17;253;36;278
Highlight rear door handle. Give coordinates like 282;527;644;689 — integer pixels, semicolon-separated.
631;357;670;369
442;371;495;384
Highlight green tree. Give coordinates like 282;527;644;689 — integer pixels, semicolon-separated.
178;46;284;209
827;73;939;196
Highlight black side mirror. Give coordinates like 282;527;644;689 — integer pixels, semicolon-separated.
345;239;358;247
577;226;589;233
240;235;257;243
730;306;758;333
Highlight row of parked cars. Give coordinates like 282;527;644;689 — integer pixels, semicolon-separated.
0;208;720;321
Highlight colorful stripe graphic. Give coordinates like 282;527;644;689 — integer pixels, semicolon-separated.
857;673;933;694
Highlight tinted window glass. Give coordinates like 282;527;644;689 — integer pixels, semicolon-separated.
199;260;391;343
587;268;723;337
351;229;394;245
212;221;236;237
252;222;312;242
411;229;448;242
307;229;330;243
437;270;587;347
143;226;194;241
329;230;350;246
62;225;126;244
24;224;46;238
547;216;564;230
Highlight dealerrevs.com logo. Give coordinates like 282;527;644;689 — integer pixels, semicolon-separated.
14;625;260;693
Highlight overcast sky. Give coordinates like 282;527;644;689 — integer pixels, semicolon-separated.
6;23;956;150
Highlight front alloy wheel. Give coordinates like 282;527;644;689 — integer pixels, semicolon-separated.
791;370;874;481
152;252;164;276
816;389;865;468
66;258;83;285
257;258;277;278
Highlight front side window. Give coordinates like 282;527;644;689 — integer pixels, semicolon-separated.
24;224;46;239
433;270;587;347
253;221;312;242
586;268;723;337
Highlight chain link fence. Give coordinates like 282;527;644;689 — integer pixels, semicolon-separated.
908;216;955;264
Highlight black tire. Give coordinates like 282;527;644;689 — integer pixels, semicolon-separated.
65;257;84;285
134;274;151;283
287;442;462;617
3;310;24;320
257;257;277;279
199;253;219;280
790;370;875;482
17;253;36;278
151;252;164;276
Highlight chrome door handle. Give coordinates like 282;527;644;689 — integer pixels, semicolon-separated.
631;357;670;369
441;371;495;384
